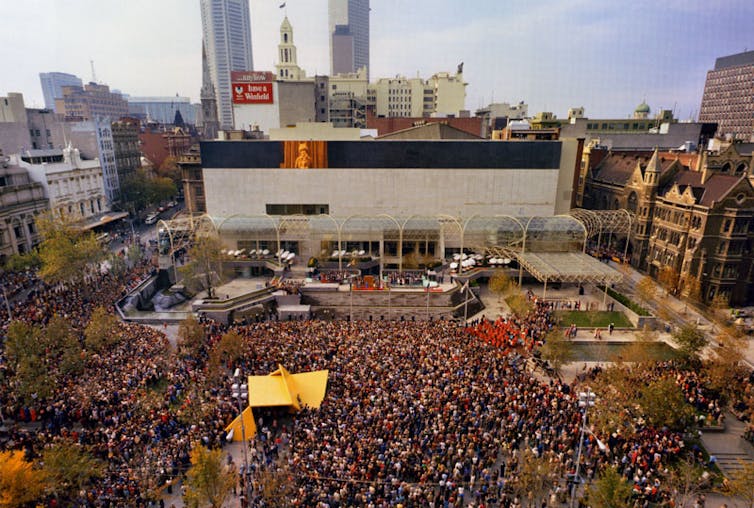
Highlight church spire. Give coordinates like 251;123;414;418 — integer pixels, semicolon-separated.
275;16;304;81
200;42;219;139
644;147;661;187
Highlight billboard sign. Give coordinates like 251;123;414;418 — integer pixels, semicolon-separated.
231;71;275;104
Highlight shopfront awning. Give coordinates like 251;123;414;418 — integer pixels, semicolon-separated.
79;212;129;231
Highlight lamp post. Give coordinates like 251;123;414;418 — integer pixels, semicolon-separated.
570;389;596;508
231;369;251;504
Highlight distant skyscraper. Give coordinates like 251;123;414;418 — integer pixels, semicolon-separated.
39;72;83;111
199;0;253;130
699;50;754;140
328;0;370;79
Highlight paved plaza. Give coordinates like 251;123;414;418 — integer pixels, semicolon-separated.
153;264;754;507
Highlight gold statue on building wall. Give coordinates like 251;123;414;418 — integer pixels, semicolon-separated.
294;142;311;169
281;140;327;169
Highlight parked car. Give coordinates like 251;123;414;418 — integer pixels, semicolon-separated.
145;213;159;225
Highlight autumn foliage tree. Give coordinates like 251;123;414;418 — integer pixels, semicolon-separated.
208;330;244;381
36;211;104;285
84;306;120;352
183;445;236;508
178;314;206;358
0;450;46;507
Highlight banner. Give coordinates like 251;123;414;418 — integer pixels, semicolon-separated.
232;82;273;104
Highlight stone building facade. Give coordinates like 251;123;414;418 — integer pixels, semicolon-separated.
584;145;754;305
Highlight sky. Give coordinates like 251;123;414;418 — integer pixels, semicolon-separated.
2;0;754;119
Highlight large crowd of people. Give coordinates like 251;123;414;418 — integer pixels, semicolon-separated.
1;261;753;507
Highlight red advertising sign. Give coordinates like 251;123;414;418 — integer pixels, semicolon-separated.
231;71;275;83
232;82;274;104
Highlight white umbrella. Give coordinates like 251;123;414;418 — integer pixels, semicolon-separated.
358;250;366;256
262;249;270;256
449;262;458;269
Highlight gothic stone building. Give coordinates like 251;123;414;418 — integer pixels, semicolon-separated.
584;145;754;305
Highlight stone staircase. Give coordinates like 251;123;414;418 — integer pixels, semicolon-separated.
700;412;754;476
713;451;753;474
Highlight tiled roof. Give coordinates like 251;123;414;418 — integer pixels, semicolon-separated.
661;171;742;207
592;152;679;185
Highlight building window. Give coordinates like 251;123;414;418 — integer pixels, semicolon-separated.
13;225;23;239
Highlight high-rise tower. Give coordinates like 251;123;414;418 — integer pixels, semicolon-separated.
39;72;83;112
328;0;370;79
699;50;754;140
199;0;253;130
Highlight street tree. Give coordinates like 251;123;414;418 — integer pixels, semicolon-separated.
208;330;245;381
178;314;206;357
489;272;515;300
672;323;708;360
723;460;754;508
680;274;702;302
84;306;120;352
4;320;44;366
639;377;696;431
665;456;709;508
159;156;181;186
509;449;558;507
121;169;177;214
540;328;574;376
183;444;236;508
45;314;84;377
36;212;104;285
179;234;227;299
658;265;680;295
4;320;56;403
256;464;296;508
586;465;633;508
3;250;41;271
0;450;46;507
506;293;533;317
636;276;657;304
42;443;105;504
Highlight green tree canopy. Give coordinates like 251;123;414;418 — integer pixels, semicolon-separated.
84;306;120;352
178;314;206;358
540;328;574;376
42;443;105;503
37;212;104;285
183;444;236;508
121;168;177;214
586;465;633;508
179;235;227;299
672;323;708;360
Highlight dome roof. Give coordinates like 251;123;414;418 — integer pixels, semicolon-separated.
635;102;650;113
